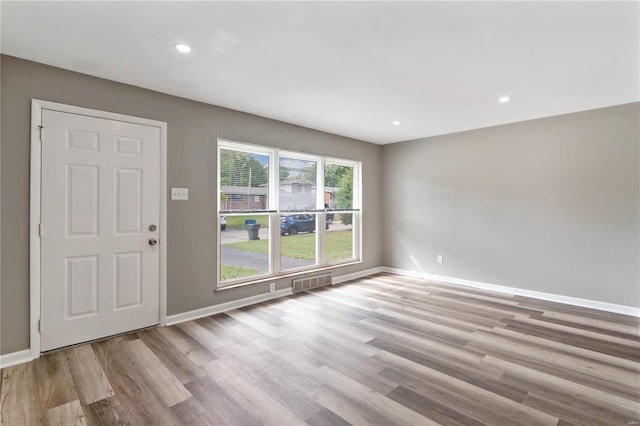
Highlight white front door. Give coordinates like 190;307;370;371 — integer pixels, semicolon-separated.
40;109;161;351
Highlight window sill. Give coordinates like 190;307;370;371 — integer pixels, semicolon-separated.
215;260;363;292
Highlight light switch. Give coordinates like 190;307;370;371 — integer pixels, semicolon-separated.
171;187;189;200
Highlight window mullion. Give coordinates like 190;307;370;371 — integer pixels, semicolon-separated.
270;212;281;276
269;148;279;212
354;211;361;261
317;159;326;266
269;148;279;275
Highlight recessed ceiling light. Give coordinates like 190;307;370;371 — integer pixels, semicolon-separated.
498;96;511;103
174;43;191;53
392;121;401;126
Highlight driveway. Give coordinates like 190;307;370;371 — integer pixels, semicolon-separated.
220;227;270;245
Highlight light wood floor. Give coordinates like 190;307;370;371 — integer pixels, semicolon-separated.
2;273;639;425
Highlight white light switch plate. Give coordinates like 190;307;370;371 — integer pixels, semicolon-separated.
171;187;189;200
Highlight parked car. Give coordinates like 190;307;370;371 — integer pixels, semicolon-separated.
280;214;316;235
220;215;227;231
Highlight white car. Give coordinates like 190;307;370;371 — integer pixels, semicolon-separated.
220;216;227;231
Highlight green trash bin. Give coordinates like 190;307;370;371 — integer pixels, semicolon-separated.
246;223;260;240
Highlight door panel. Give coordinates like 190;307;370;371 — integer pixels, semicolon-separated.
115;136;143;157
65;255;98;318
41;109;161;351
66;165;99;237
115;168;142;234
114;251;142;309
67;129;99;152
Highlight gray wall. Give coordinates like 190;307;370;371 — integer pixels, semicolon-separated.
2;53;638;356
0;55;383;355
382;103;640;308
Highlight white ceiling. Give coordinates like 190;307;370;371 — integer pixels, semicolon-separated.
1;2;638;144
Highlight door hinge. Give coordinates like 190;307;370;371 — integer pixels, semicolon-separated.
38;319;42;333
38;125;44;143
39;223;43;237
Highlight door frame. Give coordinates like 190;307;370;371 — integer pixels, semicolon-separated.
30;99;168;358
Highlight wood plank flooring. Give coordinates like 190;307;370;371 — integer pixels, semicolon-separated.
2;273;639;425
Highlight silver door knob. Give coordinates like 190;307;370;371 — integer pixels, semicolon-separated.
149;224;157;232
149;238;158;246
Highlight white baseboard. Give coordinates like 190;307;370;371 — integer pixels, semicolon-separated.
382;267;640;317
332;267;385;285
0;349;32;369
166;288;294;326
7;265;635;369
167;267;386;326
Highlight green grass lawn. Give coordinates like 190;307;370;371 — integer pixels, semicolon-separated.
220;264;261;281
224;215;270;230
226;230;353;262
325;230;354;261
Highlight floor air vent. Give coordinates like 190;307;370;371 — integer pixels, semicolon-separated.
292;273;332;293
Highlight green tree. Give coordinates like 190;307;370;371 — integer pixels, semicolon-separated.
220;149;268;187
324;164;351;187
299;163;317;184
279;167;290;181
335;168;353;225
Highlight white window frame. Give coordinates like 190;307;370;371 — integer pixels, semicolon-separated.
323;157;362;265
217;139;361;289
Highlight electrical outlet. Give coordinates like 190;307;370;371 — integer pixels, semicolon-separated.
437;254;443;264
269;283;276;293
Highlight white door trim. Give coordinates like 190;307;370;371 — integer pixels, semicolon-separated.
30;99;168;359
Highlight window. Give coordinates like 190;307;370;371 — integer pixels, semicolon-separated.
218;139;361;287
324;162;356;263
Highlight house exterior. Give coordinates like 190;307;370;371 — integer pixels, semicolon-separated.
220;185;268;211
221;181;337;211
